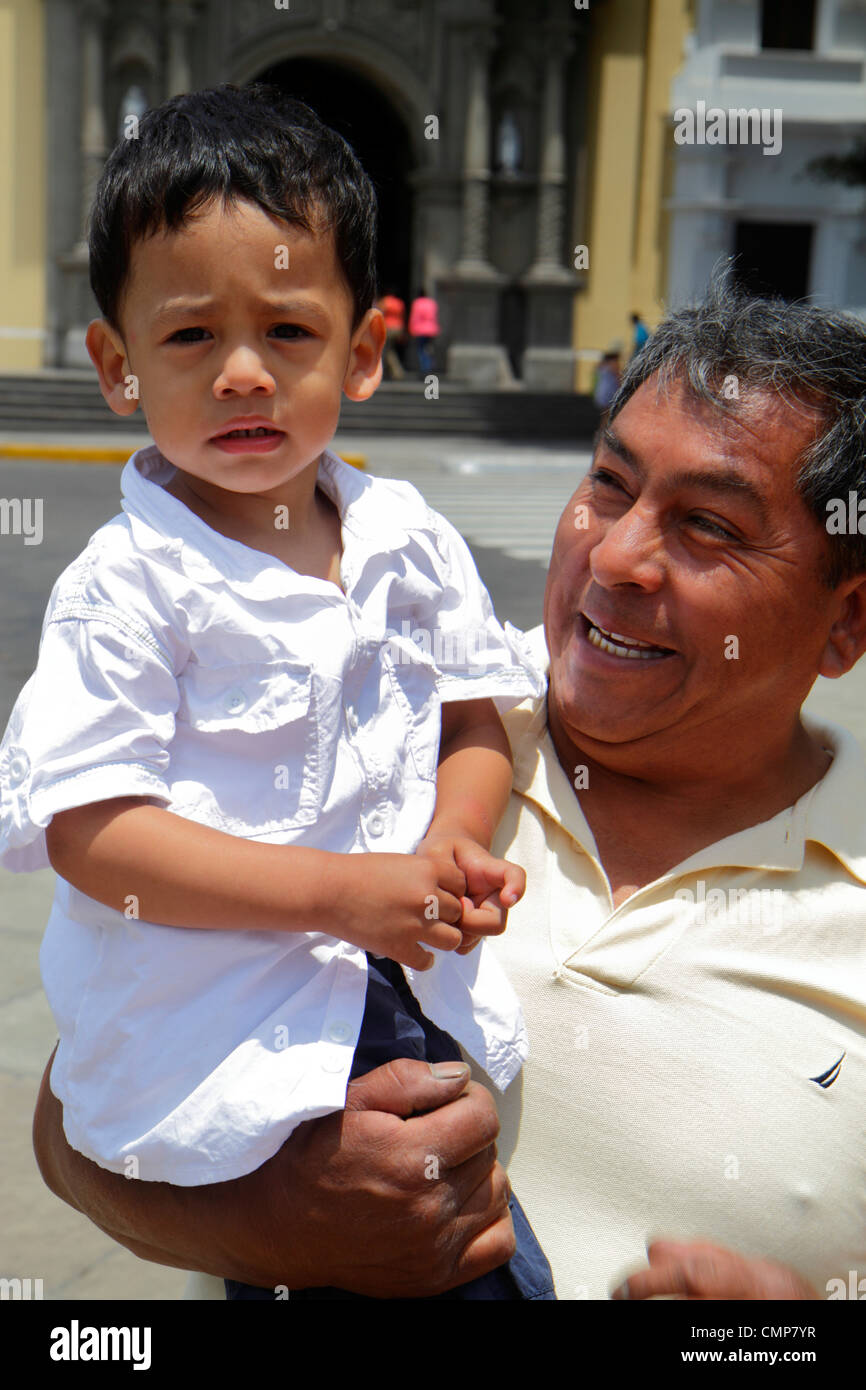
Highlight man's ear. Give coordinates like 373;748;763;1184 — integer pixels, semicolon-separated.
343;307;385;402
85;318;141;419
819;574;866;678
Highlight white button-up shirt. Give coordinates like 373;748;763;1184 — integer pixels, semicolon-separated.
0;445;544;1185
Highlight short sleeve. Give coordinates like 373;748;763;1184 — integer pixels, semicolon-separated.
0;613;178;872
415;509;546;711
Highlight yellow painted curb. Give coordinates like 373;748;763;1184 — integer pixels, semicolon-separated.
0;442;367;470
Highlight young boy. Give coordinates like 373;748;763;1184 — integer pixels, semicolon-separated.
0;85;553;1299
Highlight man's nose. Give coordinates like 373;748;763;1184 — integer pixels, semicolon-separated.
213;344;276;396
589;506;665;590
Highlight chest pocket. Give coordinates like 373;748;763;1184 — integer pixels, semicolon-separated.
174;660;320;835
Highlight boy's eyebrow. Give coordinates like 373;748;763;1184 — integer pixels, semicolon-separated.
600;426;770;523
151;296;329;326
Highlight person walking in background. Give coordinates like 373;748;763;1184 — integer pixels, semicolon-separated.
630;311;649;357
409;287;440;376
592;349;621;414
377;287;406;380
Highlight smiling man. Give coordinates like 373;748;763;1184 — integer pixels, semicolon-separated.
33;269;866;1300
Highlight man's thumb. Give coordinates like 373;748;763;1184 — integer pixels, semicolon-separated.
345;1058;471;1117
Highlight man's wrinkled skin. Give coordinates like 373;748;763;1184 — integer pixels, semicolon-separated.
34;1049;514;1297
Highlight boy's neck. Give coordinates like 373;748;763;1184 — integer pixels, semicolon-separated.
162;453;344;586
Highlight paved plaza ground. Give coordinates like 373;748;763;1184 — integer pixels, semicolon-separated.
2;430;865;1299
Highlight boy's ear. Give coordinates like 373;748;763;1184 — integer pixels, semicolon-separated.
343;307;385;402
85;318;141;418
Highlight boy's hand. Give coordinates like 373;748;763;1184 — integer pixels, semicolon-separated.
332;852;467;971
415;832;526;956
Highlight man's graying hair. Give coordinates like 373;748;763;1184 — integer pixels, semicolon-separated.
607;262;866;587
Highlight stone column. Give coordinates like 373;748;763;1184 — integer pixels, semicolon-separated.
521;20;578;391
444;20;515;387
165;0;198;98
57;0;110;366
77;0;110;248
456;32;496;276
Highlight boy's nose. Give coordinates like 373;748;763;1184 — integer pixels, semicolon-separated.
213;345;276;395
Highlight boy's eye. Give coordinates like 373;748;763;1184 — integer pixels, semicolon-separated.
271;324;310;340
167;325;310;343
169;327;209;343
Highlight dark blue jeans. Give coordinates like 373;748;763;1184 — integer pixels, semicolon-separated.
225;955;556;1300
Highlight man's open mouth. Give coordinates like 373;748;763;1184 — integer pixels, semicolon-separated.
581;614;675;661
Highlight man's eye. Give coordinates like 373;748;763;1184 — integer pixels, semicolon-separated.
589;468;627;492
271;324;309;339
689;515;736;540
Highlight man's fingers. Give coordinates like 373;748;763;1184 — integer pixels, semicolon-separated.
343;1057;471;1118
612;1241;819;1301
447;1211;517;1291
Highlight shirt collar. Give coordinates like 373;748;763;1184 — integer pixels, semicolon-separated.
506;624;866;887
119;444;408;597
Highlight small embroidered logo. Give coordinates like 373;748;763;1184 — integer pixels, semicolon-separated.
810;1052;845;1089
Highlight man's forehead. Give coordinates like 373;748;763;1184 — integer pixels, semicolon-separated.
610;376;824;477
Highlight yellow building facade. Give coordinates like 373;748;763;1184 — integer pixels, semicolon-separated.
0;0;46;373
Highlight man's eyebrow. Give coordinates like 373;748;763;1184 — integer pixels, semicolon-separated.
151;297;328;325
599;426;770;524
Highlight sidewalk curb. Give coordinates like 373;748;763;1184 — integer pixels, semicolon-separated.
0;443;367;469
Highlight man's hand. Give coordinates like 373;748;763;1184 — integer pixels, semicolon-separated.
612;1240;819;1301
34;1050;515;1297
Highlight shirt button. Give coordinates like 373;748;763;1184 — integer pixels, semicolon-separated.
346;706;359;732
8;750;30;785
327;1020;352;1043
223;687;248;715
367;812;385;837
321;1048;348;1073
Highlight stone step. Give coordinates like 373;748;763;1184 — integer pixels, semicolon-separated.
0;374;599;440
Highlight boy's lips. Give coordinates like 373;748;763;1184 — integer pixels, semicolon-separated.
210;417;286;453
210;416;285;440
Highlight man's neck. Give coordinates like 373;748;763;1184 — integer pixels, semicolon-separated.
548;700;832;901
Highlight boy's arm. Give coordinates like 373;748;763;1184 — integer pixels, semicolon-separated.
427;697;514;848
417;698;524;949
45;798;466;970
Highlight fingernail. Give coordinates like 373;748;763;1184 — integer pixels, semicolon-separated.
430;1062;470;1081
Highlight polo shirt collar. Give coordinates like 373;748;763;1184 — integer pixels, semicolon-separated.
510;625;866;888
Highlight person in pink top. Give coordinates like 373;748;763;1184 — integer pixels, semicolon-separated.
408;287;440;375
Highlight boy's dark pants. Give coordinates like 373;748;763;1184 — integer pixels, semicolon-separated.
225;954;556;1300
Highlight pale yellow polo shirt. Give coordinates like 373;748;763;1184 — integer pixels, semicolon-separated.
479;626;866;1299
185;626;866;1301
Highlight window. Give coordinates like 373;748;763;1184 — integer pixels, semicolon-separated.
760;0;816;51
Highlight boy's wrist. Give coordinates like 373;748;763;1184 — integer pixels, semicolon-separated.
421;819;486;851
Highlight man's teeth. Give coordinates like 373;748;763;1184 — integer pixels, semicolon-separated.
223;427;275;438
586;622;668;659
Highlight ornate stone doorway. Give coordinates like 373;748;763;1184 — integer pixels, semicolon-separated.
252;58;414;302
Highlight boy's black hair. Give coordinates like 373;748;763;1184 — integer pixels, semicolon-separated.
88;82;378;333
